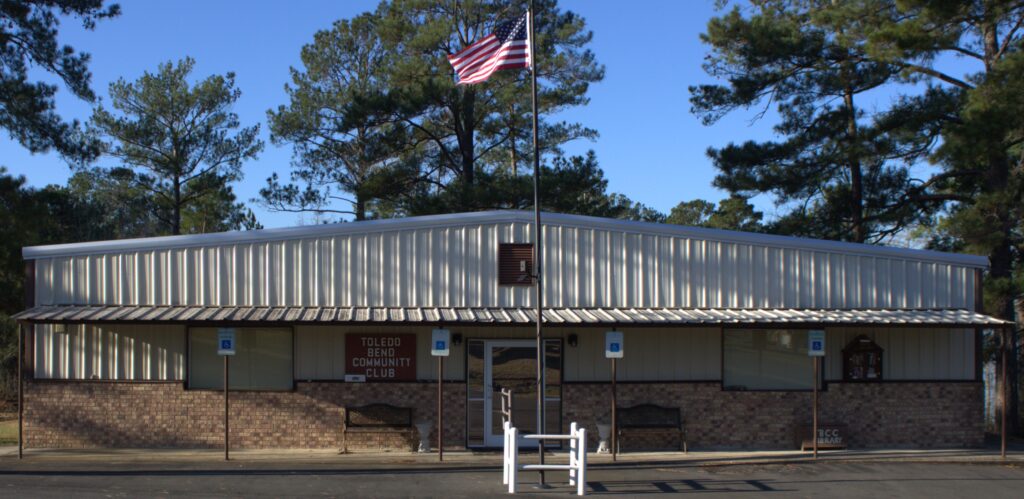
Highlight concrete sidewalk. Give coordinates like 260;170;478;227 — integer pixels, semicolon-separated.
2;445;1023;470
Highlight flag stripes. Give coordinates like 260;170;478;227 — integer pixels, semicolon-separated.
447;12;530;85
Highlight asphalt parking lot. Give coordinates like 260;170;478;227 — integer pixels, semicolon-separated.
1;461;1023;497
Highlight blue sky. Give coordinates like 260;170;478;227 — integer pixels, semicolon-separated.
0;1;833;228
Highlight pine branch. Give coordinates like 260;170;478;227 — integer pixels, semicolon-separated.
896;62;973;89
996;14;1024;60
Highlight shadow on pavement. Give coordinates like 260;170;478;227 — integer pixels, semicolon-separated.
582;475;1024;495
585;478;790;495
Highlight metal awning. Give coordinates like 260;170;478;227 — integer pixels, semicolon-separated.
11;305;1012;327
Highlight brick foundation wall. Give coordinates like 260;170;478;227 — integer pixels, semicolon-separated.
563;381;984;450
24;380;982;450
24;380;466;450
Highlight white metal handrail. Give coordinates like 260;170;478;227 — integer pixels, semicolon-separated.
500;387;513;426
503;421;587;496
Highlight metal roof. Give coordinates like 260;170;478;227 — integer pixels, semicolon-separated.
22;210;988;268
12;305;1010;327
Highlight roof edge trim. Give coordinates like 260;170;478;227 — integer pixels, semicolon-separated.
12;305;1012;327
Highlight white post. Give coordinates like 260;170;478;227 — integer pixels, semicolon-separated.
509;426;519;494
569;422;578;486
577;427;587;496
503;421;511;485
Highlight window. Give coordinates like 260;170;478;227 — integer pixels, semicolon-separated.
498;243;533;285
723;329;815;390
188;327;293;390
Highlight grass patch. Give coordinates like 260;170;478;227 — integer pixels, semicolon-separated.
0;419;17;445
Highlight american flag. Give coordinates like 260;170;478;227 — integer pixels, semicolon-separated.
447;12;531;85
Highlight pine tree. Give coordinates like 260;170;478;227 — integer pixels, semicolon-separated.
0;0;119;162
262;1;604;219
263;13;416;221
853;0;1024;433
691;0;944;243
90;58;264;235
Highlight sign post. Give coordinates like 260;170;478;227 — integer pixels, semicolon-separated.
807;329;825;460
218;328;235;461
1001;328;1007;459
605;330;624;461
431;328;450;462
17;323;23;461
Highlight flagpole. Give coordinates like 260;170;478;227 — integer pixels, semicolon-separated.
528;0;547;488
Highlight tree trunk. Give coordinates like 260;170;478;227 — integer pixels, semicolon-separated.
509;102;518;176
448;87;477;211
460;87;476;186
510;142;518;176
986;162;1018;435
982;17;1020;435
355;194;366;222
843;84;865;243
172;175;182;235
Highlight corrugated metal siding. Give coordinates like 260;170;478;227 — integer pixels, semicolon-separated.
564;328;721;382
32;220;978;310
31;321;972;382
824;327;974;380
33;324;185;380
293;326;973;383
294;326;350;380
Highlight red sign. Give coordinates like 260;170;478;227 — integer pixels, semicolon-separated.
346;333;417;380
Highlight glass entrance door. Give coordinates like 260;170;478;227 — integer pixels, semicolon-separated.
466;339;561;448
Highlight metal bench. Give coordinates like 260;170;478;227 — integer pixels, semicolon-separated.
342;403;416;453
616;404;687;453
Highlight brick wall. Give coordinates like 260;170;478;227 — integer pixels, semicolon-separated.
563;382;984;450
24;380;982;450
23;380;466;450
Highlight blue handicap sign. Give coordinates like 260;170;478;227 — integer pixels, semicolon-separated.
812;340;823;350
435;340;446;350
610;342;620;353
217;329;236;355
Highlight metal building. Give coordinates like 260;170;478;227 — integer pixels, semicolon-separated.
14;210;1009;451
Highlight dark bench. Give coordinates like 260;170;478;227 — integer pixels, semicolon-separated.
616;404;687;453
342;403;417;453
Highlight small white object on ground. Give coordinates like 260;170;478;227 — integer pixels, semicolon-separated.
414;422;432;453
596;423;611;454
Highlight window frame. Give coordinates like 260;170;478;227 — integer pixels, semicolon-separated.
720;328;826;392
186;325;296;392
497;243;535;286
